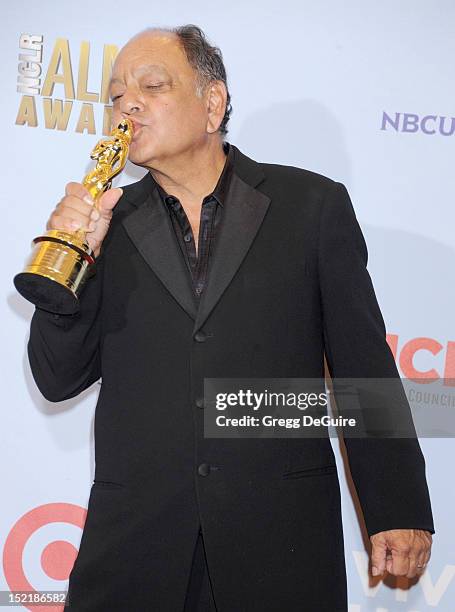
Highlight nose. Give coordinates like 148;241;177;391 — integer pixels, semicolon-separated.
119;91;144;115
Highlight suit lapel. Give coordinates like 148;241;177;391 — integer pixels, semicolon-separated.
121;175;198;321
193;171;270;334
120;146;271;329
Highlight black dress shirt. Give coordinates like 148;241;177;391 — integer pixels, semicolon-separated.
153;142;234;300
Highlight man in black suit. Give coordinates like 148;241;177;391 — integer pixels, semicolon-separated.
27;25;434;611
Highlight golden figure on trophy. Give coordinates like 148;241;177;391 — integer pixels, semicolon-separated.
14;118;133;315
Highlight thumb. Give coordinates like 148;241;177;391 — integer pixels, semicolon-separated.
98;187;123;214
370;537;387;577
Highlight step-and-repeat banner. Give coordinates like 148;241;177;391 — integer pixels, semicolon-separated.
2;1;454;610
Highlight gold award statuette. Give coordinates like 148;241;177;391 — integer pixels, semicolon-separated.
14;118;133;315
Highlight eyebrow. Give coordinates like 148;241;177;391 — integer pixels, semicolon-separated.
109;64;172;89
109;77;124;87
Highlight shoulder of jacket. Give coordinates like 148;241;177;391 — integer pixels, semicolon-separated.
259;162;340;194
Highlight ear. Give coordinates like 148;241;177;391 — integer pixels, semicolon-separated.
206;80;228;134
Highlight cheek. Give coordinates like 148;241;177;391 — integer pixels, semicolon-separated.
149;103;191;138
159;95;205;124
151;102;172;124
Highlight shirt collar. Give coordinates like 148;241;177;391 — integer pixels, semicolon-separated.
208;141;233;208
153;141;234;209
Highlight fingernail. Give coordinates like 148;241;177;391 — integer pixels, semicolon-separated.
83;195;94;205
90;209;100;221
372;567;379;576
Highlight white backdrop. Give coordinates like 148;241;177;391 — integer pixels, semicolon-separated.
2;1;454;610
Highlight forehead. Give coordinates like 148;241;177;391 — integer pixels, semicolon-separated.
112;32;191;78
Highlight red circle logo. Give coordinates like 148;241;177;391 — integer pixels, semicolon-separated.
3;503;87;612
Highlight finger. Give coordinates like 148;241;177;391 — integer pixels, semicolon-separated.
407;546;426;578
49;213;94;233
65;182;93;203
98;188;123;214
413;532;432;576
85;221;98;233
57;196;95;219
414;549;428;576
423;531;433;547
420;547;432;570
370;541;387;576
52;206;93;229
389;550;410;577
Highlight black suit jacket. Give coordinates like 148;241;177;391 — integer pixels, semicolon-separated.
28;145;434;612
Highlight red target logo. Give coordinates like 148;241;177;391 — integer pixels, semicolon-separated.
3;503;87;611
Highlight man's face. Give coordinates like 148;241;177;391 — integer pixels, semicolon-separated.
110;32;211;167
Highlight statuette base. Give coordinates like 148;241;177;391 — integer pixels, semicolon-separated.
14;230;95;315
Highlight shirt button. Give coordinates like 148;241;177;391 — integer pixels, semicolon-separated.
198;463;210;477
184;235;192;242
194;331;207;342
196;397;204;409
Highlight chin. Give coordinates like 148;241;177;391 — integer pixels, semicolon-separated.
127;143;156;167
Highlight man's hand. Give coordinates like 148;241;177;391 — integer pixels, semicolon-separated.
47;182;123;258
370;529;432;578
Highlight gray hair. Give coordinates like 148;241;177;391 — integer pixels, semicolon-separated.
136;25;232;136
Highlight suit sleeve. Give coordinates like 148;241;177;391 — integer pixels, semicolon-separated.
318;180;435;537
27;252;104;402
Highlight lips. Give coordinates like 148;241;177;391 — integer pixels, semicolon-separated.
130;122;146;142
129;119;145;133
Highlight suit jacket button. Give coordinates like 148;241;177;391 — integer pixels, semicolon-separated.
194;331;207;342
195;397;204;409
198;463;210;476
